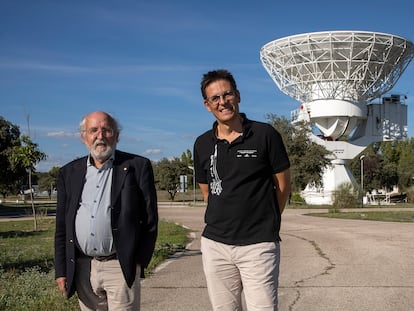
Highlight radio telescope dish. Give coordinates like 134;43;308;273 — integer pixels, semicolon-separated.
261;30;414;104
261;31;414;140
261;31;414;204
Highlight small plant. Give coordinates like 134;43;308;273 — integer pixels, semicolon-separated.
289;192;305;204
407;189;414;203
332;182;359;211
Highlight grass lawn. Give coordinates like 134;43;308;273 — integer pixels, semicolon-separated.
306;210;414;222
0;214;189;311
286;202;414;223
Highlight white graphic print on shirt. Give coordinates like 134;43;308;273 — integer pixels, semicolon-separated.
209;144;222;195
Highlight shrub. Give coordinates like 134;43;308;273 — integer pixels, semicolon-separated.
289;192;305;204
332;183;359;211
406;188;414;203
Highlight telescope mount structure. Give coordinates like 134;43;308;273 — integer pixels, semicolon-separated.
260;31;414;205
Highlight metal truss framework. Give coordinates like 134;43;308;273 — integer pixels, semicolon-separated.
260;31;414;103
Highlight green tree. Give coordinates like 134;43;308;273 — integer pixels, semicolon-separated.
181;149;194;190
380;161;399;191
180;149;193;167
37;166;60;197
397;138;414;189
0;117;26;198
362;154;382;191
10;135;47;230
153;157;190;201
266;114;332;192
349;140;414;195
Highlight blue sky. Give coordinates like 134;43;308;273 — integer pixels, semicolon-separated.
1;0;414;172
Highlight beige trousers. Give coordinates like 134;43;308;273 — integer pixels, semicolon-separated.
201;237;280;311
75;256;141;311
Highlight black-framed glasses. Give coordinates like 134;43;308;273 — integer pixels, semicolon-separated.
84;127;115;137
206;90;236;105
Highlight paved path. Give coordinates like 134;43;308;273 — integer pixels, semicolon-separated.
279;209;414;311
141;204;414;311
141;203;209;311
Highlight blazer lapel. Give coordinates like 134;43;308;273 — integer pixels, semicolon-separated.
67;157;86;217
111;152;129;204
70;158;87;210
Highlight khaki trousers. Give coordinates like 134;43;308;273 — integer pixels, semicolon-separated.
201;237;280;311
75;256;141;311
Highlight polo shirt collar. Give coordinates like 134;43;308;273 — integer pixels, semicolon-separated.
211;113;252;141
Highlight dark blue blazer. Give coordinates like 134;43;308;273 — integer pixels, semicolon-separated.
54;150;158;298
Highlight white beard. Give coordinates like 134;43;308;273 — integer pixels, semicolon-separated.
89;140;115;162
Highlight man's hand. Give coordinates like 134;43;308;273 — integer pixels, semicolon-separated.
56;277;67;294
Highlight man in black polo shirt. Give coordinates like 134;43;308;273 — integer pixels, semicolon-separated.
194;69;291;311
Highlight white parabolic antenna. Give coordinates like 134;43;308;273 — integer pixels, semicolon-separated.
260;31;414;204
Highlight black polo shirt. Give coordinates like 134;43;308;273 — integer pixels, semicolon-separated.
194;114;290;245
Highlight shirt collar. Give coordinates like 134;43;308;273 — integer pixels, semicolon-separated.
211;113;251;140
86;152;115;169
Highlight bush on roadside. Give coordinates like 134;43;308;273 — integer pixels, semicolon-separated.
331;182;359;211
289;192;305;204
406;188;414;203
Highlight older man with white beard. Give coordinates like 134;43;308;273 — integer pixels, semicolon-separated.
54;111;158;311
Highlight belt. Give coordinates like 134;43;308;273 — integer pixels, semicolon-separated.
93;253;117;262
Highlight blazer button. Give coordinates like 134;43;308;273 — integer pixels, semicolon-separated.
70;258;74;263
69;239;73;243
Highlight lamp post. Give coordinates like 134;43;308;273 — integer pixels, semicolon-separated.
360;155;365;207
188;166;196;206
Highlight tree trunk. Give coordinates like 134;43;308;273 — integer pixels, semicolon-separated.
28;170;37;231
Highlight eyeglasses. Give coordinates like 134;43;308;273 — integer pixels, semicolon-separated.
206;90;237;105
83;127;115;137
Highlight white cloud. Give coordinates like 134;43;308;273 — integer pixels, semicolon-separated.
47;131;79;138
144;149;162;155
0;61;203;75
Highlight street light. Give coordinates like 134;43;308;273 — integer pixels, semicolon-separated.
188;166;196;206
360;155;365;207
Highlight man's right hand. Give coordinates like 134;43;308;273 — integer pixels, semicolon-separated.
56;277;67;294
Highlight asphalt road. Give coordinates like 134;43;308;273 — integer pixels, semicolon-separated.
141;204;414;311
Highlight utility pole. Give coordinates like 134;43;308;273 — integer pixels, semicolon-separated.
188;166;196;206
360;155;365;208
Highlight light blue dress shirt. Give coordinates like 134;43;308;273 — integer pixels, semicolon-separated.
75;154;115;256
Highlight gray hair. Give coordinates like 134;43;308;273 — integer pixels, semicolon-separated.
79;111;122;137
